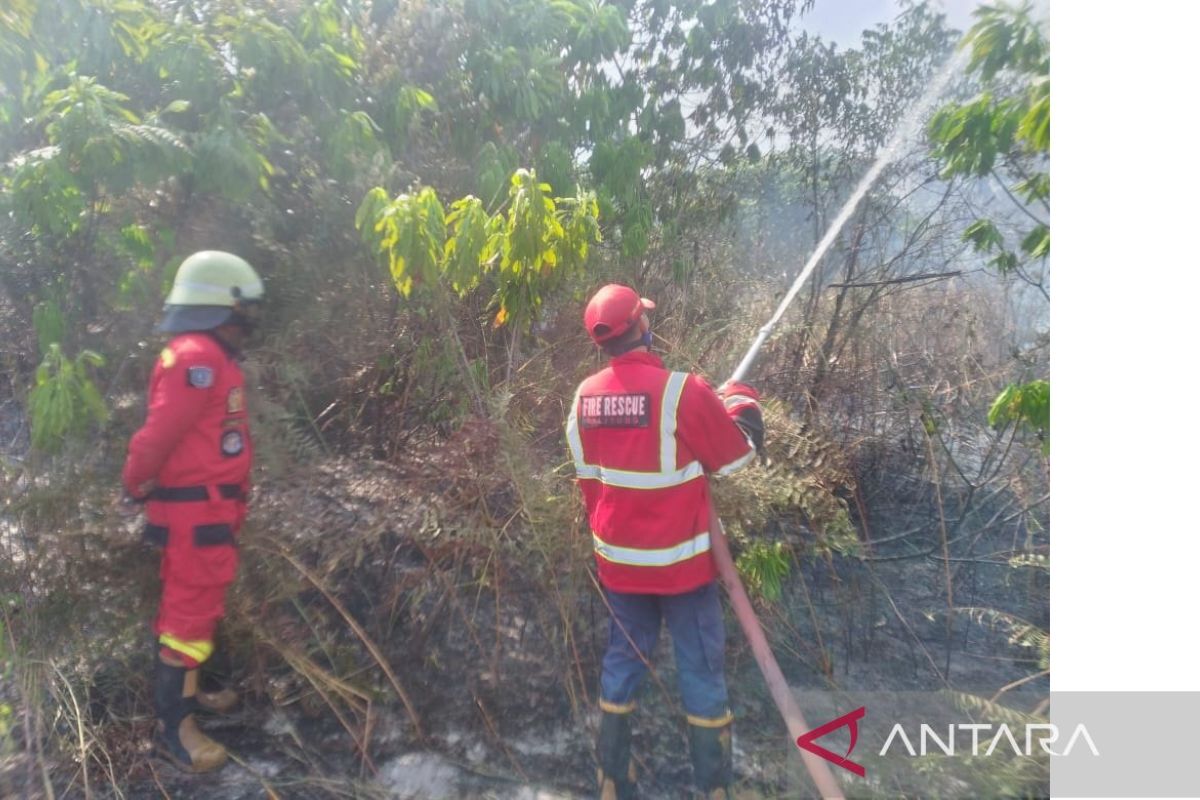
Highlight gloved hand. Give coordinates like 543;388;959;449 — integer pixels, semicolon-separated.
115;478;156;517
114;490;144;518
718;381;765;454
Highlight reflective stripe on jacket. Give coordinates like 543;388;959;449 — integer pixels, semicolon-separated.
566;351;755;594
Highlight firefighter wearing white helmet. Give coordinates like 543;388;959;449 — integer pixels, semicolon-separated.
159;250;265;333
120;251;263;773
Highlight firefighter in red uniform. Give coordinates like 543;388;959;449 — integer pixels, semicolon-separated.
121;251;264;772
566;284;765;799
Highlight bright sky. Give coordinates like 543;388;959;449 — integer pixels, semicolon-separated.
798;0;991;46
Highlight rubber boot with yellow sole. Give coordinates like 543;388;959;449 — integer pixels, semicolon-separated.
597;709;637;799
688;717;734;799
154;656;228;773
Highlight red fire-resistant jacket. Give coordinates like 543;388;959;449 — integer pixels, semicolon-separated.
122;332;252;502
566;351;755;594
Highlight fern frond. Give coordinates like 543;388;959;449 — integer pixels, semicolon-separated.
956;606;1049;668
112;123;190;155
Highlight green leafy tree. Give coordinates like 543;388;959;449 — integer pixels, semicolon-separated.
928;1;1049;294
928;2;1049;449
358;169;599;332
356;167;601;401
489;169;601;330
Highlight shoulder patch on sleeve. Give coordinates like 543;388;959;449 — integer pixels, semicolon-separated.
159;347;176;369
221;429;244;456
187;365;215;388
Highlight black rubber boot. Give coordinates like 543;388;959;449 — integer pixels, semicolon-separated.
688;721;734;798
153;657;189;756
596;710;637;800
199;628;233;690
153;656;227;772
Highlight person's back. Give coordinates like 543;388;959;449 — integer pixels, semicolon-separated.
565;284;764;799
568;349;756;595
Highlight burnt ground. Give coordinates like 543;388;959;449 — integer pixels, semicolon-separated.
1;420;1049;799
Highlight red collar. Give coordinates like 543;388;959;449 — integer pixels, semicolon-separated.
609;350;663;369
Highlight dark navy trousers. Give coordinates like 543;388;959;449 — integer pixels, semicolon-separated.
600;582;730;721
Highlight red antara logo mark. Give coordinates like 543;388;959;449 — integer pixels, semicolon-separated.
795;706;867;777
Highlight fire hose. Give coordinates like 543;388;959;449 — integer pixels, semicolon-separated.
709;204;865;799
708;504;845;798
708;267;852;796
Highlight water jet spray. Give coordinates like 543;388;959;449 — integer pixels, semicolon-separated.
711;49;966;799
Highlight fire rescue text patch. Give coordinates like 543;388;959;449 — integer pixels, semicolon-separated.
578;393;651;429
